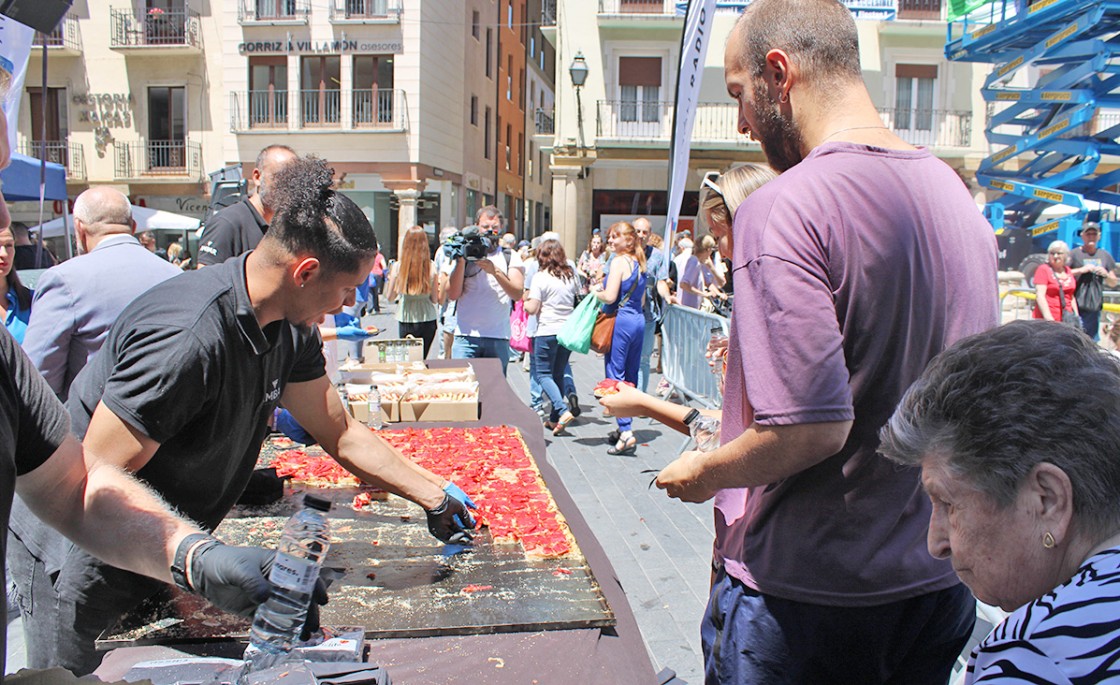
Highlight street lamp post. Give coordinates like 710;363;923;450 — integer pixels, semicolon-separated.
570;52;588;150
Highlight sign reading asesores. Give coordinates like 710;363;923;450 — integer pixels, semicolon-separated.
238;39;403;54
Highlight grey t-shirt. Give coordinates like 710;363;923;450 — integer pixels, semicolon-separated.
717;142;998;606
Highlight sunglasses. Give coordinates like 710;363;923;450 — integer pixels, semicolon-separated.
702;171;723;199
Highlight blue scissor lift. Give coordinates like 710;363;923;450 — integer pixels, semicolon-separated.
946;0;1120;258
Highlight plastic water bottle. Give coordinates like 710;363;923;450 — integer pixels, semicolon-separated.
366;386;383;430
691;415;721;453
245;495;332;672
377;343;387;364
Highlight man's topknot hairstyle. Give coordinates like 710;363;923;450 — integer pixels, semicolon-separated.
264;155;378;274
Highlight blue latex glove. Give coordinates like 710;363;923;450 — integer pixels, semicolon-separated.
333;312;360;328
443;481;478;529
336;325;371;341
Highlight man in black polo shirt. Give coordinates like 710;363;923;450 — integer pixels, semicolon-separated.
9;156;475;674
197;144;298;266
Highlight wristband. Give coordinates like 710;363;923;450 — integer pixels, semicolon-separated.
682;408;701;427
171;533;215;592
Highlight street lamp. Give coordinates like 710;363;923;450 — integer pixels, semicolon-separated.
569;52;589;149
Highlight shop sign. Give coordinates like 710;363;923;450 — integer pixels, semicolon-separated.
238;39;403;54
135;195;210;219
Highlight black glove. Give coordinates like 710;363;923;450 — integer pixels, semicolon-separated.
189;541;329;639
425;493;475;544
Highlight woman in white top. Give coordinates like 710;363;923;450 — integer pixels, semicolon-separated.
679;234;726;310
525;238;581;435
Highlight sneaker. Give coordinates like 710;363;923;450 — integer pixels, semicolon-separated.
566;393;581;418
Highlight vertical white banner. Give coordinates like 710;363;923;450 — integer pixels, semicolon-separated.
662;0;717;278
0;16;34;159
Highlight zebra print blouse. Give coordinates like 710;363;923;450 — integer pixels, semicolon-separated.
965;547;1120;684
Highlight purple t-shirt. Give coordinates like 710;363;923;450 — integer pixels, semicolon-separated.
717;142;998;606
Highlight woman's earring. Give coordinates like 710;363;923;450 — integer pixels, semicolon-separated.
1043;532;1056;549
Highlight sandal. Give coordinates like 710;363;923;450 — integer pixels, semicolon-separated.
606;434;637;456
553;411;575;436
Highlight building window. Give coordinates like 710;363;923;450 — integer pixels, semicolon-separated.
505;123;512;170
507;0;513;27
470;95;478;126
255;0;298;20
518;132;524;175
895;64;936;131
528;141;534;179
300;56;341;127
519;69;525;109
484;106;492;159
619;56;661;123
353;55;394;126
486;29;493;78
530;34;536;59
148;85;186;169
539;150;545;185
507;55;513;101
248;56;288;128
472;10;480;39
27;87;68;144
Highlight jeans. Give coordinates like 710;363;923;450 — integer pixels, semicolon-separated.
702;570;975;685
452;335;511;375
1080;309;1102;341
531;335;574;422
638;311;658;393
528;338;575;414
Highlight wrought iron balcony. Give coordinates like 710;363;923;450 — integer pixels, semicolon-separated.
114;140;202;179
535;109;555;135
109;8;201;50
31;14;81;52
596;100;974;149
239;0;311;24
19;140;85;180
229;89;408;131
328;0;403;22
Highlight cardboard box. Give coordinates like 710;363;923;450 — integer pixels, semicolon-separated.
338;361;426;384
343;364;479;423
361;337;425;363
398;398;480;422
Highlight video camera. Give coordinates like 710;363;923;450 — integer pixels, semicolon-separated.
442;225;493;262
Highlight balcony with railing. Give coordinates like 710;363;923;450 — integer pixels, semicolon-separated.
31;14;81;54
229;89;408;132
328;0;403;22
542;0;556;25
19;140;85;180
596;100;974;149
114;140;202;179
110;8;201;51
535;109;555;135
599;0;899;19
239;0;310;24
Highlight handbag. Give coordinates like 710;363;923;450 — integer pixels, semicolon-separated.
589;265;642;355
1076;275;1104;312
510;299;530;353
1052;266;1082;329
558;291;601;354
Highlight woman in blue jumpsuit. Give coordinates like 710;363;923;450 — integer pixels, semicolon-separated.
594;222;647;455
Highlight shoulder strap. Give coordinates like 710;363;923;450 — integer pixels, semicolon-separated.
1053;266;1071;311
618;260;642;308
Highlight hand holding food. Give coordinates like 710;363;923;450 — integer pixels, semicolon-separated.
596;380;645;418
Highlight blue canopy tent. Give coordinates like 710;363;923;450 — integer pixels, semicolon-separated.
0;152;72;259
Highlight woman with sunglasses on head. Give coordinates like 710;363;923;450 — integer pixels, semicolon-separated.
597;165;778;446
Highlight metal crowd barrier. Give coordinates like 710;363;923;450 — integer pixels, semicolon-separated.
659;304;729;409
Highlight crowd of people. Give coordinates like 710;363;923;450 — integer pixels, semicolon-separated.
3;0;1120;682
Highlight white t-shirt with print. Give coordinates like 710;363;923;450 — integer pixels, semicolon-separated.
528;270;578;338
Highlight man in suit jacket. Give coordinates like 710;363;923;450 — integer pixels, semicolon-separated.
22;187;181;399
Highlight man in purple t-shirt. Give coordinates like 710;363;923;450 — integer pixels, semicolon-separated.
655;0;998;682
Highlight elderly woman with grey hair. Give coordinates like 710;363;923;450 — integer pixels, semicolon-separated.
880;320;1120;684
1034;239;1079;325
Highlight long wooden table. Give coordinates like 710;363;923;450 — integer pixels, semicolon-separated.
95;359;659;684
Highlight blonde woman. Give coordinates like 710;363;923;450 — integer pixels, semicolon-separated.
385;226;439;357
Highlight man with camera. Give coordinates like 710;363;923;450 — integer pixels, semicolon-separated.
443;206;525;374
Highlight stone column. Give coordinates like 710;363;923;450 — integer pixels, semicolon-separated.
394;188;421;257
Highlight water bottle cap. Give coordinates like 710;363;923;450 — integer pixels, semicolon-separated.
303;494;332;512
